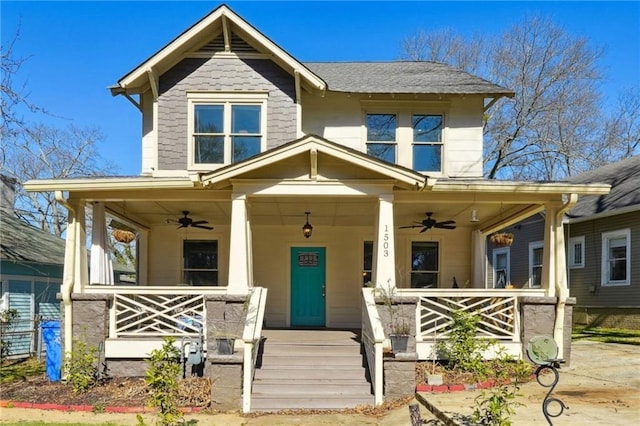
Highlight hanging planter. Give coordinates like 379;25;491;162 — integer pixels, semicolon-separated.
112;229;136;244
491;232;514;247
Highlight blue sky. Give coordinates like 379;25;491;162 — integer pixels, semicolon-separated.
3;1;639;176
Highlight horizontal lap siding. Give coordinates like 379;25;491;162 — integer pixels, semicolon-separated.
568;211;640;308
157;57;296;170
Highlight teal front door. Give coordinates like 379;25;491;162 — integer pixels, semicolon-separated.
291;247;326;327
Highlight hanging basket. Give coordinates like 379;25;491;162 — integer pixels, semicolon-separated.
112;229;136;244
491;232;514;247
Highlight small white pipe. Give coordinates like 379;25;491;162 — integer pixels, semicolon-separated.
55;191;76;368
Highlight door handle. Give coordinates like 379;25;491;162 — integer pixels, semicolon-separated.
322;284;326;299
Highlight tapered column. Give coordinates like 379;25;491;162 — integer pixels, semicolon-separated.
228;193;251;295
373;194;396;290
471;230;486;288
542;204;559;297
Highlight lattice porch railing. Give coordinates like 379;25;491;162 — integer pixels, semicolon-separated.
111;293;205;338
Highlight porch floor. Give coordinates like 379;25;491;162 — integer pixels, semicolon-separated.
251;329;374;411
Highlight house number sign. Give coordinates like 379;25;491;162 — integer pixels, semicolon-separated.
298;252;319;267
382;224;390;257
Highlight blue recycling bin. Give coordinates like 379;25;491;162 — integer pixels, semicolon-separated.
41;320;61;382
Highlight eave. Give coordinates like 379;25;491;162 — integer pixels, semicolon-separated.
23;177;196;193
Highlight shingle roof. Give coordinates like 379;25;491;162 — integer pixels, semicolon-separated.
567;156;640;218
303;61;514;96
0;212;65;265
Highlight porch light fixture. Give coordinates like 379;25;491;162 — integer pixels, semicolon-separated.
302;212;313;239
470;209;479;223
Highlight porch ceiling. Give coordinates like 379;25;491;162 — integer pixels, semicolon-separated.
103;195;540;231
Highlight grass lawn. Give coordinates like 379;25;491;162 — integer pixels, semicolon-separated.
572;326;640;345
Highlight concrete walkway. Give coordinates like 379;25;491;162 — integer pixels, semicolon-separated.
418;340;640;425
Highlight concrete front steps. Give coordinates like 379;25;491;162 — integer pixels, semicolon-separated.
250;329;374;411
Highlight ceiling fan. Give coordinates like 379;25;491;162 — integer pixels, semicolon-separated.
399;212;456;233
167;211;213;230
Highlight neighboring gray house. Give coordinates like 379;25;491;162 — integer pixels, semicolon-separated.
565;156;640;329
493;156;640;329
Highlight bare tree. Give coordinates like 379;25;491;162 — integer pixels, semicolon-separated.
401;14;611;180
601;87;640;161
2;123;114;236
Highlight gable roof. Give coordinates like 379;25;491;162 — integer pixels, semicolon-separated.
0;212;65;266
200;134;428;190
112;4;325;95
304;62;513;97
566;155;640;220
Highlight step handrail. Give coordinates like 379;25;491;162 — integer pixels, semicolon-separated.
361;287;385;405
242;287;268;413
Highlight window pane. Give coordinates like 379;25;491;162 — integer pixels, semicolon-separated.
496;253;507;269
367;114;396;141
573;243;582;264
232;136;261;162
183;241;218;269
533;247;543;265
195;135;224;163
363;241;373;286
183;271;218;286
195;105;223;133
232;105;261;133
413;115;442;142
412;242;438;271
413;144;441;171
610;259;627;281
531;266;542;288
367;143;396;162
411;272;438;288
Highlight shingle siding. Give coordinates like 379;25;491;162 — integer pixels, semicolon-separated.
568;211;640;309
157;57;297;170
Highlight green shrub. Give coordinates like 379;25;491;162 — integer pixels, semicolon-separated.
144;337;183;426
438;310;490;378
63;340;98;393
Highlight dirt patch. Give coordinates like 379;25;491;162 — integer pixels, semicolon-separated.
0;376;210;409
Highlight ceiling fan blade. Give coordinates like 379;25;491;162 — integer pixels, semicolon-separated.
419;227;429;233
192;224;214;230
191;220;209;225
435;224;457;230
399;224;422;229
437;220;456;226
177;224;187;229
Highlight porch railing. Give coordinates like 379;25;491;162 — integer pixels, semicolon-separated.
361;288;385;406
242;287;268;413
397;289;546;343
106;286;226;338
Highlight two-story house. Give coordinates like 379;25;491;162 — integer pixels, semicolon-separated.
25;5;610;411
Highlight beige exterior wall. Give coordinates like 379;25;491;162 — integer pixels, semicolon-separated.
301;92;485;178
144;222;474;328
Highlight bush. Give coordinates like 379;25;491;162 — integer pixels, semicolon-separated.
144;337;183;426
63;340;98;393
438;310;490;378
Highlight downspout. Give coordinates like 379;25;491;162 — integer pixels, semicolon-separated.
553;193;578;358
55;191;76;361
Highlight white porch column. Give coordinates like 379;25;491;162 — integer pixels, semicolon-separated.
471;230;486;288
541;204;559;298
373;193;396;290
90;202;113;285
228;193;251;295
74;201;88;293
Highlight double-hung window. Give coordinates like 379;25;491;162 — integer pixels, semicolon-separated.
411;241;439;288
366;113;396;163
493;248;510;288
601;229;630;286
363;241;373;286
412;114;443;172
188;93;266;167
183;240;218;286
529;242;543;288
568;236;585;268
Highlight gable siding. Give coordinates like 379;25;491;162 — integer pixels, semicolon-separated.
157;57;297;170
568;211;640;309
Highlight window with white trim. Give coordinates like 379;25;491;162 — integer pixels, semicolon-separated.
411;241;439;288
529;242;543;288
493;248;510;288
568;236;585;268
363;240;373;286
412;114;443;172
366;113;396;163
188;93;266;167
601;229;631;286
182;240;218;286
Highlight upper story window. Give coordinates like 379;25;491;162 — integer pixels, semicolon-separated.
366;113;396;163
363;106;446;173
188;92;267;168
601;229;630;286
413;114;443;172
568;236;585;268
